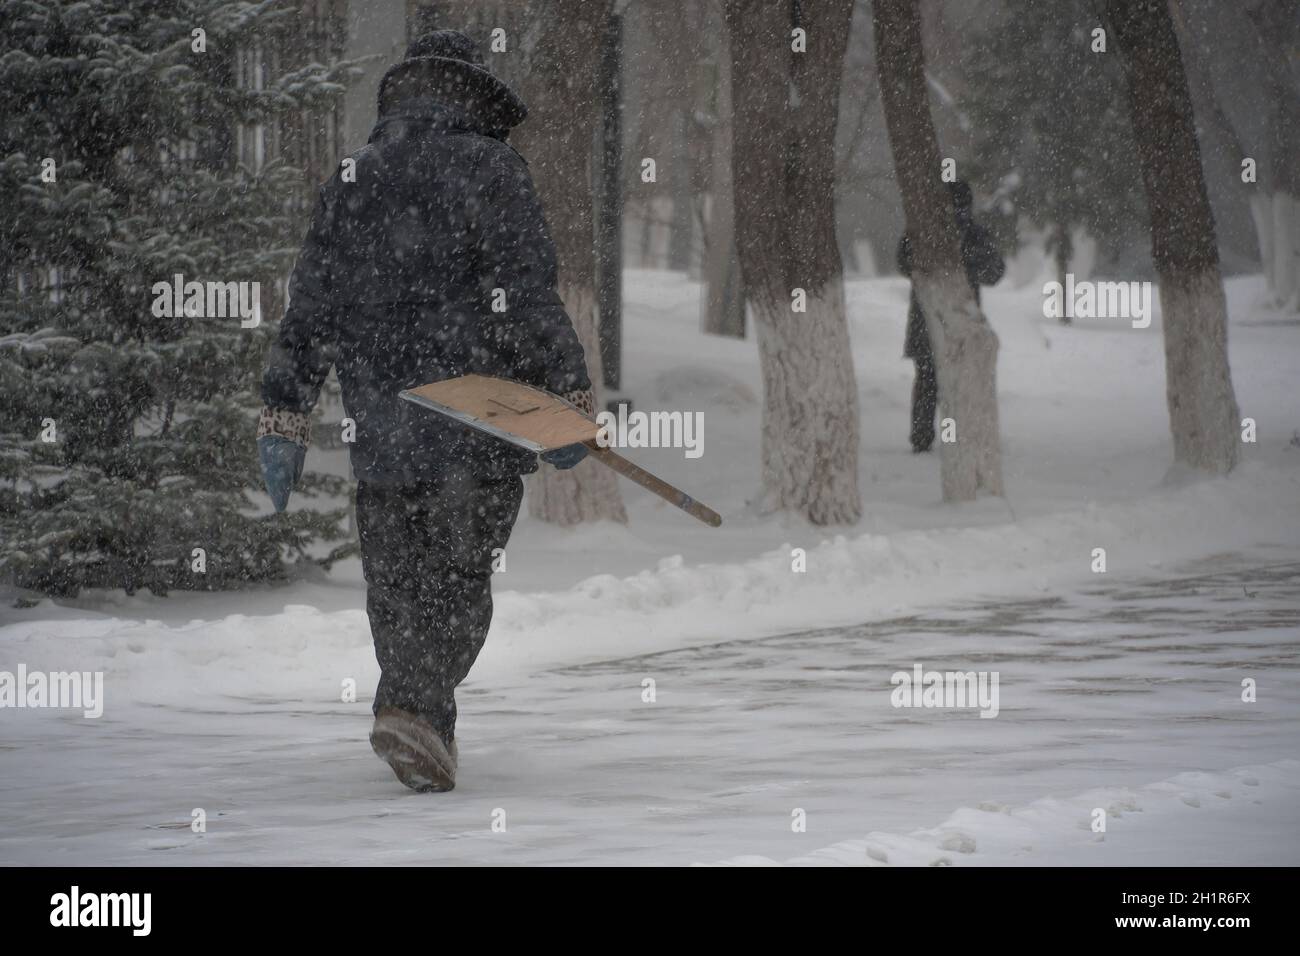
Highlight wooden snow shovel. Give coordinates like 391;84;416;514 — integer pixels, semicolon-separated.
400;374;722;527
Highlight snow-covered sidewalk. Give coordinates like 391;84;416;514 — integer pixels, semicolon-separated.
2;555;1296;865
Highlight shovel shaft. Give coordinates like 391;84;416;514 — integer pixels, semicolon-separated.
585;445;722;527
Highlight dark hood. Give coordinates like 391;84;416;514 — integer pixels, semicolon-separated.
376;52;527;134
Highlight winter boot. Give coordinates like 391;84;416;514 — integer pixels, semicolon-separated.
370;706;457;792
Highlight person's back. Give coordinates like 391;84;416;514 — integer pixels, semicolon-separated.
255;31;593;792
333;104;485;302
261;47;590;485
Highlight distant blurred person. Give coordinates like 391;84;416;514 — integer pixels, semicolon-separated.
896;181;1005;452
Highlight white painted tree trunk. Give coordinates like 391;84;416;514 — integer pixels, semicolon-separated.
1271;191;1299;309
1159;268;1241;473
750;281;861;523
724;0;860;524
913;271;1004;500
1105;0;1242;477
527;282;628;526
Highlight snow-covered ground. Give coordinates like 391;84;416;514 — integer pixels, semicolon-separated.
1;269;1298;865
2;556;1297;865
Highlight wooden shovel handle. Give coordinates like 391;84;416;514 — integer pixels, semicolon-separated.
584;444;722;527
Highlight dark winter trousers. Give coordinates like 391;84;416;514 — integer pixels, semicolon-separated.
911;355;939;452
355;473;523;745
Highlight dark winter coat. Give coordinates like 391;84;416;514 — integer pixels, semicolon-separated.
897;210;1005;360
261;90;591;484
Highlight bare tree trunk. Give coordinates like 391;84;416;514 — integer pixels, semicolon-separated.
1104;0;1241;475
667;110;694;273
515;0;627;525
1054;218;1072;325
724;0;861;524
597;8;624;389
701;8;745;338
873;0;1003;501
1245;1;1300;310
685;9;714;285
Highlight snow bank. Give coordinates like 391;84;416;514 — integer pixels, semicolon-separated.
480;459;1300;676
710;759;1300;866
3;456;1294;713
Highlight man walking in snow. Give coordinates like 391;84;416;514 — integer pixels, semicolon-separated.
896;180;1005;452
256;31;592;792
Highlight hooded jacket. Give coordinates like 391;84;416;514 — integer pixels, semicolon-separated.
260;56;591;484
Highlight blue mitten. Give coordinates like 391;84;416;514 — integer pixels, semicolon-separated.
258;436;306;513
540;442;588;471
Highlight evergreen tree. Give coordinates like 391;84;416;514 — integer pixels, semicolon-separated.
0;0;356;596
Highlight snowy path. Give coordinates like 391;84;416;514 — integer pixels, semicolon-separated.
2;557;1298;865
